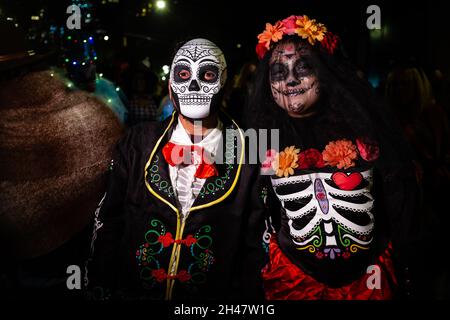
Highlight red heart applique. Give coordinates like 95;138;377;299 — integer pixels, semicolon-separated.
331;172;363;191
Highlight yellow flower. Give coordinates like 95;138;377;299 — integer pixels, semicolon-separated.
272;146;300;178
295;15;327;46
257;21;286;49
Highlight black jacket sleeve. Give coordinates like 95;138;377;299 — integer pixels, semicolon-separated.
83;129;132;300
234;167;270;300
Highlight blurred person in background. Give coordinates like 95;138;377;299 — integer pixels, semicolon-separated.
0;18;123;298
429;68;450;124
158;85;175;122
386;65;450;298
65;62;128;124
224;62;257;124
126;59;162;126
385;66;450;191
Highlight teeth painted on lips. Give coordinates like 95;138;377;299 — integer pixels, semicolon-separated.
179;95;212;102
282;89;307;96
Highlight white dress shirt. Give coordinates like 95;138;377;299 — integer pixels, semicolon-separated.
168;118;223;218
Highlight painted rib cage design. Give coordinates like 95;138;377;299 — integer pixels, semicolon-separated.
178;94;212;105
271;169;374;260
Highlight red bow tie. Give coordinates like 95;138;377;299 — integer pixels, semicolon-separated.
162;141;218;179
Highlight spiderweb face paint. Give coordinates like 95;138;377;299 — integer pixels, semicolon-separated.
269;41;320;118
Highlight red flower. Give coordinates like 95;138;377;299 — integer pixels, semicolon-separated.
256;42;268;60
356;138;380;162
151;268;167;282
176;270;192;282
158;232;174;247
297;149;325;169
182;235;197;246
321;32;339;55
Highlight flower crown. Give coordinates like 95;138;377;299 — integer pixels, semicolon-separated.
256;15;340;60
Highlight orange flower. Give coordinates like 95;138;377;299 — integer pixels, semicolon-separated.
322;140;358;169
257;21;286;49
272;146;300;178
295;15;327;46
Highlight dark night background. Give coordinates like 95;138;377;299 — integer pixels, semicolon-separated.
1;0;449;84
1;0;450;302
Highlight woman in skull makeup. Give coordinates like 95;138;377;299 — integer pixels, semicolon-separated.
246;15;423;300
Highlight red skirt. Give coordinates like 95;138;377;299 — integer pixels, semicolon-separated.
262;237;397;300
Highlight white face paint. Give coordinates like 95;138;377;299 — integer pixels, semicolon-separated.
270;41;320;118
170;38;227;119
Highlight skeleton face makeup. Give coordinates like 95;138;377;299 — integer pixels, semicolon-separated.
270;41;320;118
170;38;227;119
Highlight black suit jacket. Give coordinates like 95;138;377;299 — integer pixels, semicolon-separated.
84;111;267;300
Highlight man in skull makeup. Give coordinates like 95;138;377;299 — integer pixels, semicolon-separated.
247;15;424;299
170;39;227;119
85;39;267;300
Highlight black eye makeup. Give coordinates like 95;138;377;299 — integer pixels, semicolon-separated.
173;64;192;82
293;58;314;79
270;63;289;81
199;64;219;83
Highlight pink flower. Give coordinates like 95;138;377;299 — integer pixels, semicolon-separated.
281;15;300;35
261;149;278;174
356;138;380;162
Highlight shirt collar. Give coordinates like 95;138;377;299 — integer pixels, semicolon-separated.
170;117;223;158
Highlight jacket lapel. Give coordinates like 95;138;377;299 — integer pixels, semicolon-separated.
144;110;245;214
144;113;178;213
190;111;245;211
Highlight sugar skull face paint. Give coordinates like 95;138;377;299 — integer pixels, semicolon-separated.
170;38;227;119
269;41;320;118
